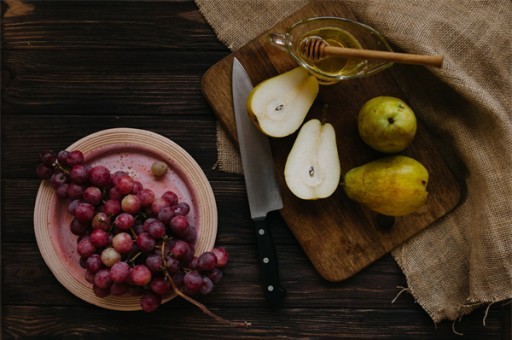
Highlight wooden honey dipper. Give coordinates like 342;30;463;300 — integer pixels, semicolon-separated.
300;37;444;68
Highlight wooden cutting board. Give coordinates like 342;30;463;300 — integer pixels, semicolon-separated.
201;1;462;282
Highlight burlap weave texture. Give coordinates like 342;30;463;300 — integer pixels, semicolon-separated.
196;0;512;323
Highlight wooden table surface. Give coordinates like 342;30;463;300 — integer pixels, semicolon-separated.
1;1;510;338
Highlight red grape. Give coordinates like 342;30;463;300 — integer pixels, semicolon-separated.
110;282;129;296
86;253;103;273
137;188;155;207
114;212;134;231
115;174;134;195
50;172;68;188
140;291;161;312
66;183;84;200
110;261;130;283
77;236;96;257
94;268;112;289
183;270;202;294
36;163;53;179
83;186;102;206
162;191;178;206
131;264;152;286
90;228;109;248
70;164;89;184
197;252;217;271
145;253;163;273
150;276;170;295
136;232;155;253
74;202;95;222
66;150;85;166
40;150;57;166
56;150;70;166
211;247;229;268
170;215;189;237
147;220;166;239
89;165;111;187
199;276;214;295
103;199;121;216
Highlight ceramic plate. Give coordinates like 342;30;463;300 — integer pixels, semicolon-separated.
34;128;218;310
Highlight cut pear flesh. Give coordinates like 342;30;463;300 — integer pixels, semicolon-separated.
246;67;319;138
285;119;341;200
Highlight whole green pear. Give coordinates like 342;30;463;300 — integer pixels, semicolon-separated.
343;155;428;216
358;96;417;153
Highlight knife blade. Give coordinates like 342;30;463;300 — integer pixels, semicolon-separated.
232;57;286;305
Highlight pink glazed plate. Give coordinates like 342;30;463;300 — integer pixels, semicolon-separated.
34;128;218;310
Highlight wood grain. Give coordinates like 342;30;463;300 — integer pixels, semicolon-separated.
202;1;463;281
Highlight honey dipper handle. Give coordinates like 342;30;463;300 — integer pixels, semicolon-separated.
324;45;444;68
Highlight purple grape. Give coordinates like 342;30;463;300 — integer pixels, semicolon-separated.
182;225;197;244
49;172;68;188
40;150;57;166
157;206;176;225
67;199;82;215
147;220;166;239
94;268;112;289
136;232;155;253
77;236;96;257
145;253;163;273
197;252;217;271
131;264;152;286
168;239;193;263
86;253;103;273
66;150;85;166
162;191;178;206
93;284;110;298
132;181;143;194
110;282;129;296
211;247;229;268
66;183;84;200
74;202;95;222
172;202;190;216
56;150;70;166
69;218;89;236
36;163;53;179
137;188;155;207
110;261;130;283
207;268;223;285
88;165;111;187
103;199;121;216
165;256;180;274
150;276;171;295
111;170;128;185
90;228;109;248
69;164;89;184
140;292;161;312
114;213;134;231
56;183;69;199
170;215;189;237
199;276;214;295
183;270;203;294
115;174;134;195
150;197;169;216
83;186;102;206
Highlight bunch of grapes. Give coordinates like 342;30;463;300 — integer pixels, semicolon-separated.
36;149;235;316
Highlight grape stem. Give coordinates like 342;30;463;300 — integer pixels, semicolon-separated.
165;274;251;328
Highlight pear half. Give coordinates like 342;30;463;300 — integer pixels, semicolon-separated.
247;67;319;138
284;119;341;200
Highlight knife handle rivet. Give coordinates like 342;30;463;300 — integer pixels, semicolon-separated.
263;257;269;263
258;229;265;235
267;285;274;292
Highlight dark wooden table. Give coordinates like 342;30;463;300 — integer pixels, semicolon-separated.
2;1;510;338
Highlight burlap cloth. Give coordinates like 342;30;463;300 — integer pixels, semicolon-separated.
196;0;512;324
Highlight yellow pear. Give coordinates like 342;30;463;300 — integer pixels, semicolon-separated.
343;155;428;216
246;67;319;137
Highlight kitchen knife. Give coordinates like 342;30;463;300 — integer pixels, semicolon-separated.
231;57;287;305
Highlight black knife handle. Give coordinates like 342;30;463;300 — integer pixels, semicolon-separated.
254;216;286;306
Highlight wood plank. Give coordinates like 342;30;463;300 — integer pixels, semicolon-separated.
1;304;504;338
202;0;463;282
2;50;228;115
2;0;226;51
